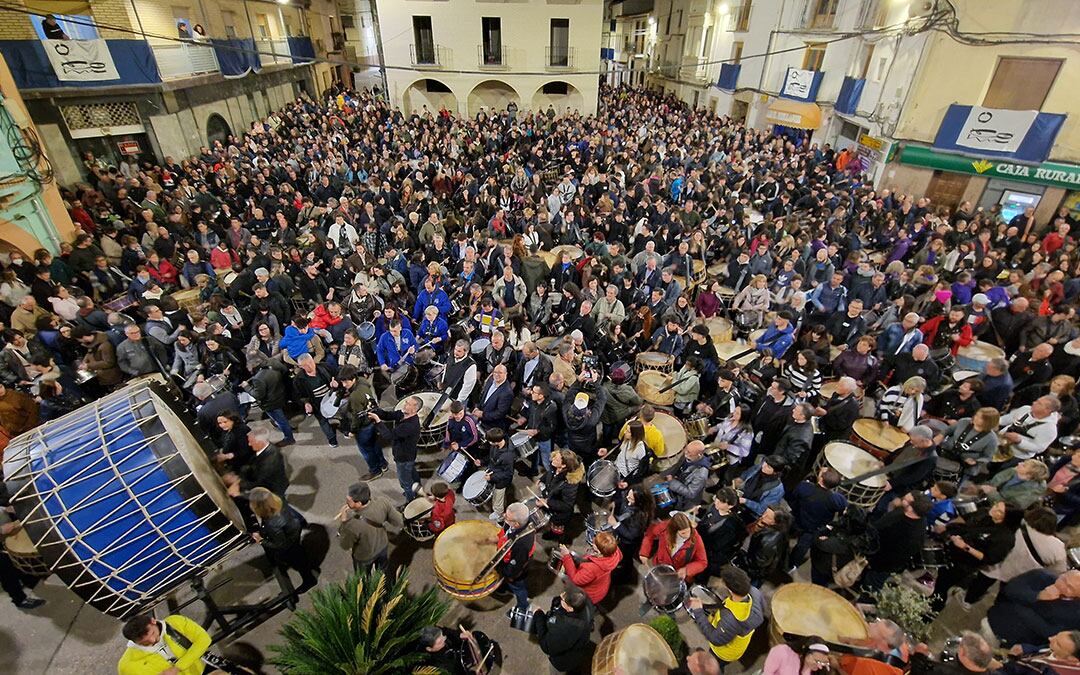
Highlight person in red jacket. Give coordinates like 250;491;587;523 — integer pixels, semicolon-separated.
559;531;622;605
427;481;456;535
639;511;708;583
920;306;973;356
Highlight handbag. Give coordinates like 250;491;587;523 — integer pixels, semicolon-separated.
833;554;868;589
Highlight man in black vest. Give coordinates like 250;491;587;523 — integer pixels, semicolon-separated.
441;339;478;406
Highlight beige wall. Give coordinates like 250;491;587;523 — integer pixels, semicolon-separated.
895;0;1079;163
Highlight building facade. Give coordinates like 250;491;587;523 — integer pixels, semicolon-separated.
372;0;604;117
0;0;341;187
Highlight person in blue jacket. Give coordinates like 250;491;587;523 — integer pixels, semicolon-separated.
415;305;450;353
736;454;787;519
376;319;417;372
413;276;452;321
754;311;796;359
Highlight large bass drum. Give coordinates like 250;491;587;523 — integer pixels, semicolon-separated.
592;623;677;675
2;381;247;618
433;520;502;602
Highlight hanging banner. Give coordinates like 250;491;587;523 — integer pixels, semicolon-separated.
932;104;1066;164
779;67;823;102
42;39;120;81
834;76;865;116
716;63;740;91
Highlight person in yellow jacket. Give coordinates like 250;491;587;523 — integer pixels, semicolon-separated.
686;566;764;668
117;613;212;675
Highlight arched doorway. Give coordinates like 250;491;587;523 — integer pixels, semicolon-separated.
206;114;231;147
402;78;459;115
531;81;584;116
466;80;520;117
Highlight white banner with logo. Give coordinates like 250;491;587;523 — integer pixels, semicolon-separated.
43;39;120;82
781;68;815;100
954;106;1038;154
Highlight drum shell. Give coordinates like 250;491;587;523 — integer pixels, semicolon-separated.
437;451;470;483
636;371;675;407
651;411;687;473
433;520;503;601
3;530;51;577
592;624;677;675
683;416;710;440
635;352;674;375
511;431;536;459
933;457;962;483
956;341;1005;373
462;472;494;507
1;382;247;619
585;510;612;547
587;459;619;498
921;544;948;568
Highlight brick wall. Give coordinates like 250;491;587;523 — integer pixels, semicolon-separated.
0;0;36;40
92;0;136;39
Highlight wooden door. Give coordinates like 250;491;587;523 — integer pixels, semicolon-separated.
926;170;970;210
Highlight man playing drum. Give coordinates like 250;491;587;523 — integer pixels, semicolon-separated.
687;565;764;670
493;503;535;614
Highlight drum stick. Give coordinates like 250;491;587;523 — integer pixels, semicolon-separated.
472;523;536;584
657;375;695;394
525;486;541;500
459;448;477;463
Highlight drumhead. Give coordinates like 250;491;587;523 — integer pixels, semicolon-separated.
651;412;687;459
403;497;434;520
960;341;1005;360
462;472;488;500
587;460;618;494
399;391;451;428
511;431;531;446
432;520;501;583
643;564;685;608
822;442;886;487
470;338;491;354
638;352;671;366
593;624;677;675
3;529;36;555
852;418;908;451
771;582;868;643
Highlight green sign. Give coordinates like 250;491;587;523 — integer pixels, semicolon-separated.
899;145;1080;190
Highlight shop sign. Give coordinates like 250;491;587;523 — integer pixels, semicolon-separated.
899;145;1080;190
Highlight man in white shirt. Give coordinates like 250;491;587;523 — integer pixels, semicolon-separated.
998;395;1061;464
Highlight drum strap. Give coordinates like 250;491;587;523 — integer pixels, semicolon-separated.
1020;525;1047;567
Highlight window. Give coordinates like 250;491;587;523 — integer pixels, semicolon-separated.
221;10;238;38
701;26;712;57
810;0;839;29
413;16;435;64
731;41;744;64
854;42;874;79
340;15;355;29
549;18;569;66
803;42;826;71
734;1;752;31
481;17;502;64
983;57;1062;110
33;13;99;39
255;14;271;39
542;82;568;95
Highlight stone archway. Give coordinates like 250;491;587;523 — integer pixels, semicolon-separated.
402;78;459;115
466;80;521;117
206;113;232;147
531;81;584;115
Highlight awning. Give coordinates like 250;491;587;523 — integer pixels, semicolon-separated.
765;99;822;130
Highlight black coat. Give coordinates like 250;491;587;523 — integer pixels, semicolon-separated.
487;442;516;488
774;420;814;465
376;410;421;462
542;469;579;527
741;527;789;581
246;363;288;411
535;596;594;672
239;444;289;497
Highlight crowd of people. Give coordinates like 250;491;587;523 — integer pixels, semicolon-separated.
0;82;1079;675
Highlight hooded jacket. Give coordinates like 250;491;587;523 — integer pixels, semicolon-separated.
542;462;584;526
562;548;622;605
690;585;765;662
562;384;608;455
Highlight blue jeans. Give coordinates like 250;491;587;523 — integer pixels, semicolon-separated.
532;439;553;476
313;412;338;445
396;460;419;501
506;576;529;611
265;408;295;443
354;425;386;473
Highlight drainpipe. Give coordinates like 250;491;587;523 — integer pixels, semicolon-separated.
369;0;389;99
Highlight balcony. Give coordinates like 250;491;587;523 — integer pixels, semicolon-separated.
546;46;574;69
477;43;508;69
255;38;294;66
410;43;447;67
152;42;220;80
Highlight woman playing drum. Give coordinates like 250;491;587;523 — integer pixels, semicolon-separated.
558;531;622;605
598;421;649;487
536;450;583;542
639;512;707;583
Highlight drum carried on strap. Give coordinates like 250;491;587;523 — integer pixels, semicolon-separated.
812;442;887;509
592;623;677;675
636;352;675;375
400;391;452;449
586;459;619;498
433;520;502;602
403;498;435;542
636;371;675;407
3;528;51;578
651;411;688;474
462;472;493;507
2;381;248;618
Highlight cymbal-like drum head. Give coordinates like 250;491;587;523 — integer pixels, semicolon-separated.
2;383;247;618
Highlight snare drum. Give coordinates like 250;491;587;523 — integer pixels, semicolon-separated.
437;451;470;484
636;351;674;374
3;529;51;578
587;459;619;498
470;338;491;355
921;544;948;569
462;472;493;507
524;496;550;529
548;546;568;573
403;498;435;542
934;457;962;483
635;370;675;407
956;341;1005;373
585;509;612;547
433;520;502;601
651;411;688;474
390;363;418;391
643;564;686;613
850;418;908;460
683;416;711;440
650;481;675;509
508;605;538;633
812;442;887;509
510;431;536;459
